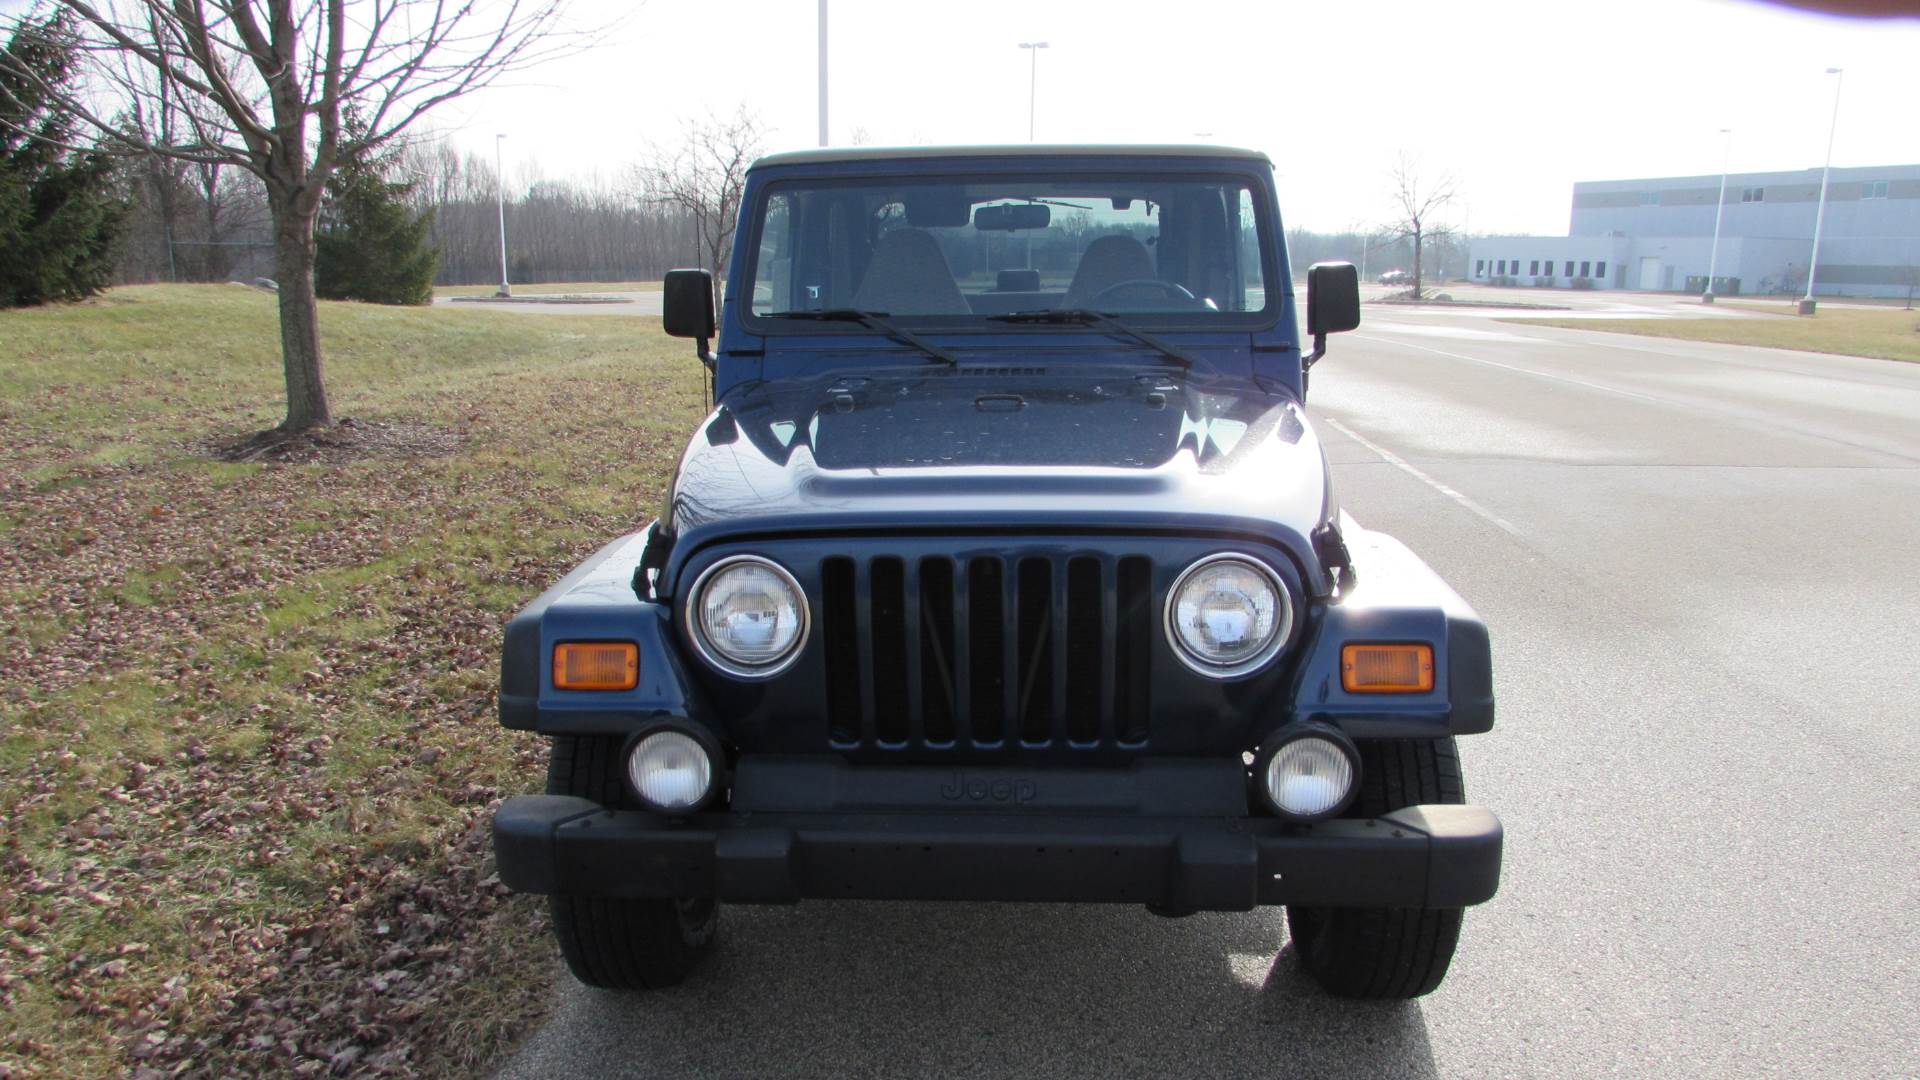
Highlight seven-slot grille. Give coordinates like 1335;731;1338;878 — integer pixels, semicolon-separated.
820;552;1155;751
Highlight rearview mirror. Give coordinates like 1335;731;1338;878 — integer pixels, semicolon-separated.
973;203;1051;231
1306;261;1361;336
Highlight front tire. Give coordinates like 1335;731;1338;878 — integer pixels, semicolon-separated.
1285;738;1468;999
544;734;718;990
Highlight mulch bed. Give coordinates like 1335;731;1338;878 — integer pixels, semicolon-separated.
206;419;464;465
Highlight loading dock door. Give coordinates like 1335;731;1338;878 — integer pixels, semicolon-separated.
1639;257;1663;290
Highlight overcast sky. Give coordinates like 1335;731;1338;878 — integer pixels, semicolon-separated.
417;0;1917;235
4;0;1911;234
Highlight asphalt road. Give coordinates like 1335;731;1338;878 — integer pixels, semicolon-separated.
495;302;1920;1080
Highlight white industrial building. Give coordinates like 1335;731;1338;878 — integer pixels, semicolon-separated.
1470;164;1920;298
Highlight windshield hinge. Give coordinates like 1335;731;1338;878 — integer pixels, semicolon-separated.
1313;521;1356;593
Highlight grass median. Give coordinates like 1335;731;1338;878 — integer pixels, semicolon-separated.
0;285;704;1077
1511;301;1920;363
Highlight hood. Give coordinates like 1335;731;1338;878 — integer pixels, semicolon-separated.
662;364;1334;584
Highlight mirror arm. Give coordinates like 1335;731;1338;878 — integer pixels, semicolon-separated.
1303;331;1328;370
696;336;714;369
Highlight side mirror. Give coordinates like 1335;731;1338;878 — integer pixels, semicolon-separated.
1302;262;1360;383
1306;261;1361;337
662;269;716;364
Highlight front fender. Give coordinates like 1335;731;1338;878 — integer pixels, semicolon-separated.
1288;516;1495;738
500;525;708;735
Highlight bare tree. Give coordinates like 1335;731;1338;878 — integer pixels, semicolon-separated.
1382;152;1457;300
114;45;189;279
635;107;767;283
0;0;576;436
392;137;697;287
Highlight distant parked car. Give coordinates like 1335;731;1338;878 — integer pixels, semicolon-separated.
1377;269;1409;285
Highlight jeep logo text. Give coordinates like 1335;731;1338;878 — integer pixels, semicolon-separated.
940;772;1037;803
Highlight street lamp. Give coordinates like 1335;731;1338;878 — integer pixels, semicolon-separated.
1703;128;1731;304
494;133;511;299
1801;67;1843;315
1018;42;1048;141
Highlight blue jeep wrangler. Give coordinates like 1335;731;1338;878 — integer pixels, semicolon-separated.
492;145;1502;999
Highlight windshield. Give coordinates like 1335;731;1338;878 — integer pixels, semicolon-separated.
745;174;1272;325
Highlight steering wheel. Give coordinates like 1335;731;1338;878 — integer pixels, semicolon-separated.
1087;278;1198;306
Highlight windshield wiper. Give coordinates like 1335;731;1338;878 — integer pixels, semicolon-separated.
985;308;1195;369
764;309;958;366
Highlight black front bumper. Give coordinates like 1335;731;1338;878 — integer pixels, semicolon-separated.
492;796;1502;912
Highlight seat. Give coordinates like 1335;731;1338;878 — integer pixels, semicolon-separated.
1064;234;1157;308
851;228;970;315
994;268;1041;292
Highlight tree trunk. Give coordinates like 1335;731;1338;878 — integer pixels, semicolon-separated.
271;196;332;431
1411;225;1424;299
201;165;230;282
145;156;180;282
707;198;730;283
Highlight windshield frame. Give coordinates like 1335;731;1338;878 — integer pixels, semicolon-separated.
735;168;1283;336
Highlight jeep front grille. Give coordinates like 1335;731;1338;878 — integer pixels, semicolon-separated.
820;552;1154;750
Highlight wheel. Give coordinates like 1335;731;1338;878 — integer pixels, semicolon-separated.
1284;738;1468;999
1087;277;1198;308
544;734;718;989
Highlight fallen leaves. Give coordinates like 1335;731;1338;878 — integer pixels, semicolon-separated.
206;416;465;466
0;289;705;1078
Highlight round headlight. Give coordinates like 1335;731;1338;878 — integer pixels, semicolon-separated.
626;730;714;812
1263;735;1357;821
1166;554;1293;677
687;556;809;676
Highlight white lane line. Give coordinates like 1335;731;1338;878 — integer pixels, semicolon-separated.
1351;332;1671;405
1367;323;1563;345
1320;416;1523;538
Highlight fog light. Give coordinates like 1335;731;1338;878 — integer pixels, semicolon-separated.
1259;729;1359;822
626;731;714;813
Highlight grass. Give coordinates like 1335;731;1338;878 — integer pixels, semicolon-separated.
1513;301;1920;363
0;285;705;1077
432;279;662;298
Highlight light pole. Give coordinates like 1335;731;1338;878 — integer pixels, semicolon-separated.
1703;128;1731;304
493;133;511;298
817;0;828;147
1801;67;1843;315
1019;42;1048;141
1349;223;1376;284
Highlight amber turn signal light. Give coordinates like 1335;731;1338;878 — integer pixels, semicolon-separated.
552;642;639;691
1341;644;1434;693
